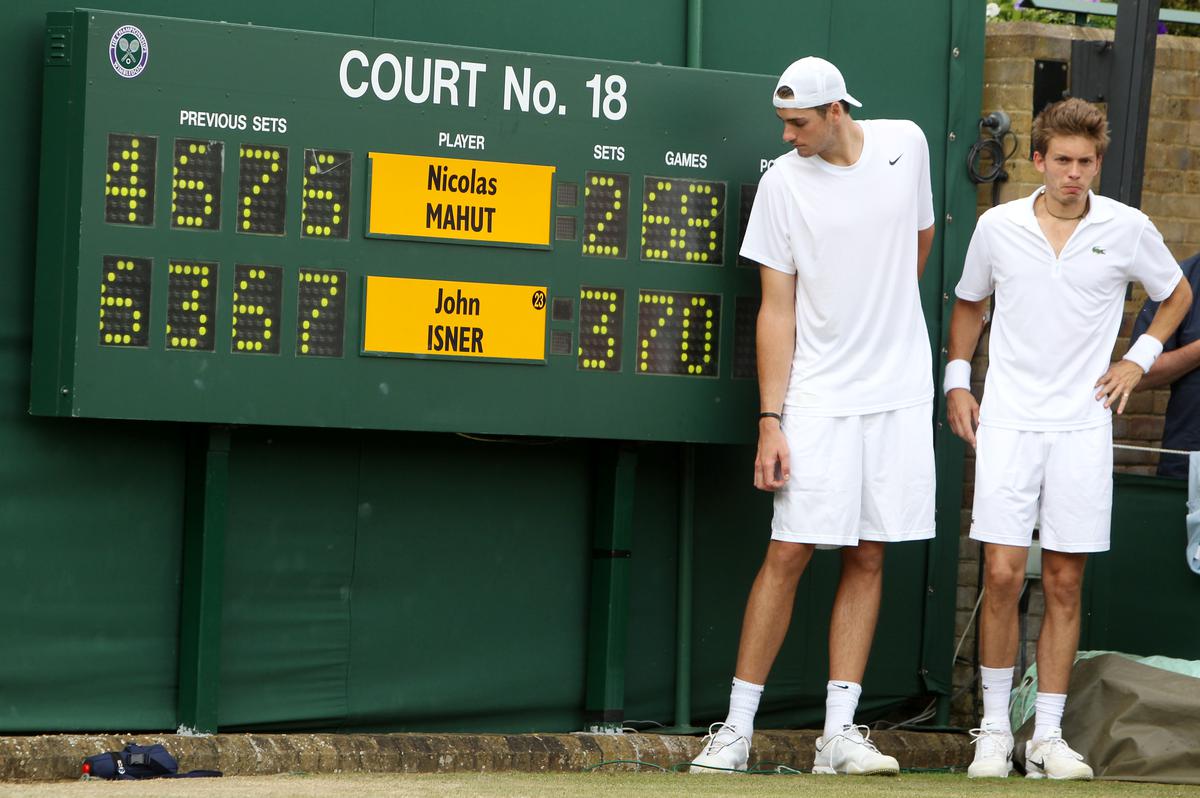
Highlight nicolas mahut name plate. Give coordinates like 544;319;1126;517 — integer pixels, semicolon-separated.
366;152;555;248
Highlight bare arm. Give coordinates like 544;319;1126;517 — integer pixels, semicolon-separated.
754;266;796;491
945;297;989;447
917;225;935;281
1141;278;1193;349
947;297;988;363
1137;339;1200;390
1097;278;1193;411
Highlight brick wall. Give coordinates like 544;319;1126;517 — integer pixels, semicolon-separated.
950;21;1200;726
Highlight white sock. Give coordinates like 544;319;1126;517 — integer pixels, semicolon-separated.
1033;692;1067;744
724;678;763;741
823;680;862;740
979;666;1014;734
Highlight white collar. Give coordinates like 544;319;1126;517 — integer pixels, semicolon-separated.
1005;188;1115;234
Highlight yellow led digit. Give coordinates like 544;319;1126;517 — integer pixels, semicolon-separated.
636;290;720;377
166;261;218;351
641;177;726;265
577;287;624;372
98;255;151;347
237;144;288;235
105;134;156;227
301;150;352;240
581;172;629;259
296;268;347;357
231;265;283;354
171;139;223;231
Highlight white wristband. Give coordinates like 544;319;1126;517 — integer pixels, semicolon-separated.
1122;333;1164;373
943;359;972;395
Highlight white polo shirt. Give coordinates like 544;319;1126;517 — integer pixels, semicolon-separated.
740;119;935;416
957;189;1183;431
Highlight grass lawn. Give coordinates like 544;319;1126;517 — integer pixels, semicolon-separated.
4;771;1199;797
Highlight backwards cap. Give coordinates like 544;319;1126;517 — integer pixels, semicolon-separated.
772;56;862;109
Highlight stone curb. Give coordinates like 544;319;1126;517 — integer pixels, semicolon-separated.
0;730;972;782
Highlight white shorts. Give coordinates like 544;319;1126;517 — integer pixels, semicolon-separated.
970;424;1112;553
770;401;936;547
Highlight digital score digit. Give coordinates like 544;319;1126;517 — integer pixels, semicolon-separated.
302;149;351;239
231;265;282;354
297;268;346;357
577;287;623;371
237;144;288;235
171;139;222;231
104;133;155;227
98;255;150;347
581;172;628;258
636;290;720;376
166;260;217;351
640;177;725;265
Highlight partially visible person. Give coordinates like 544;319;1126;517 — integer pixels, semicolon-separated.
1132;252;1200;478
689;55;937;777
945;98;1192;781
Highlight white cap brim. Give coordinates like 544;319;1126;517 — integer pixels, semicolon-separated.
772;91;861;109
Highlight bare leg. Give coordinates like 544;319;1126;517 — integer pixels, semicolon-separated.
733;540;815;684
828;541;884;683
1036;550;1087;694
978;543;1028;669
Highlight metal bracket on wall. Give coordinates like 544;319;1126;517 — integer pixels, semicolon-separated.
1070;40;1113;102
1031;60;1069;158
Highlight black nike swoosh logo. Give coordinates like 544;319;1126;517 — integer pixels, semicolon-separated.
833;683;850;689
889;155;903;166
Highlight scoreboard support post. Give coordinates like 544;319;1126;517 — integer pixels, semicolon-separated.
177;426;231;734
583;445;638;732
668;444;703;733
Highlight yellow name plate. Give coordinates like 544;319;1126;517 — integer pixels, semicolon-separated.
366;153;556;247
363;276;548;363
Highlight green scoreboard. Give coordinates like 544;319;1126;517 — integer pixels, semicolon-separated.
31;9;784;443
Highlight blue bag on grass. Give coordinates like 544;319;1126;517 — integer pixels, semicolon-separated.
81;743;221;779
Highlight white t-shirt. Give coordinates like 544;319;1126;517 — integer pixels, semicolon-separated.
740;119;936;416
957;189;1183;431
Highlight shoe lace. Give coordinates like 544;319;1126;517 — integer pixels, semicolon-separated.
969;727;1010;757
1039;733;1084;761
840;724;881;753
702;722;744;754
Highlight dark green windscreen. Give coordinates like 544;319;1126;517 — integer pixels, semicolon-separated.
0;0;1003;734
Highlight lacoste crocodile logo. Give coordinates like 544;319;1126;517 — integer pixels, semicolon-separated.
1092;246;1106;255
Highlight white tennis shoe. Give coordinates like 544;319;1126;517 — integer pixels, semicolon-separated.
688;722;749;774
967;725;1014;778
812;724;899;775
1025;728;1093;780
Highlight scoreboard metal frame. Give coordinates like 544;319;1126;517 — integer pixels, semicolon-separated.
31;9;785;443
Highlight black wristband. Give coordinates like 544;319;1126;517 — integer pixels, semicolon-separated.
758;411;783;423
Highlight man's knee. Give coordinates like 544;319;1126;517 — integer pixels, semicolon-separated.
842;541;884;577
984;552;1026;602
763;540;814;578
1042;554;1086;606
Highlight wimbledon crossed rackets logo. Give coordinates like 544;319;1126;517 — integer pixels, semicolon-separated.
109;25;149;79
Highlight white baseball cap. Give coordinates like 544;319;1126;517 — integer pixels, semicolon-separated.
772;56;862;109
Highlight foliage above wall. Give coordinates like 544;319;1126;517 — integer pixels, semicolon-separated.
986;0;1200;36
